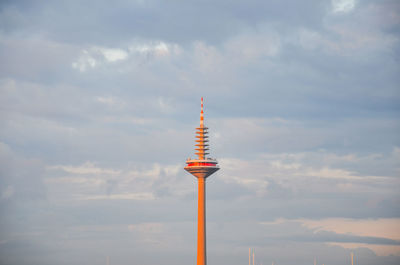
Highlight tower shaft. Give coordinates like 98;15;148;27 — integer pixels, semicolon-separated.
197;177;206;265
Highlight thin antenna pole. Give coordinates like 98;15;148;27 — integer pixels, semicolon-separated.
253;249;255;265
249;248;251;265
200;97;204;128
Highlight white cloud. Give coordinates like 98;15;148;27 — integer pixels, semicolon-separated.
332;0;356;13
259;217;400;256
129;41;179;57
96;96;118;106
95;96;126;110
301;218;400;240
48;161;120;175
301;218;400;256
71;49;97;72
96;47;128;62
292;3;399;56
219;150;400;197
224;28;281;60
293;25;394;55
83;192;155;201
218;158;269;197
45;176;104;187
71;41;181;72
71;47;127;72
44;162;187;202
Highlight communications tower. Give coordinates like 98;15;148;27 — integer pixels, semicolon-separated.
184;98;219;265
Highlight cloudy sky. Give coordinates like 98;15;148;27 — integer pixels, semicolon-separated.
0;0;399;264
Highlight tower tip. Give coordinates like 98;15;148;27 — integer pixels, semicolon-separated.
200;97;204;127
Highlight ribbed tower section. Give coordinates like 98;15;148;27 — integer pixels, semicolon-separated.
184;98;219;265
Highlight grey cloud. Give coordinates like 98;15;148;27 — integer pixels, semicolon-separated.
292;230;400;245
0;0;331;45
0;37;78;83
0;0;399;264
0;142;46;202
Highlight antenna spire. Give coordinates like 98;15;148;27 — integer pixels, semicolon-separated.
200;97;204;127
195;97;209;160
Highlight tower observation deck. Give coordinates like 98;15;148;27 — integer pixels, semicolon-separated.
184;98;219;265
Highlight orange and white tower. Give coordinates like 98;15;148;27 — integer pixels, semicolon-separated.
184;98;219;265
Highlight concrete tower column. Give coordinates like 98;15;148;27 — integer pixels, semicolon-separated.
197;177;206;265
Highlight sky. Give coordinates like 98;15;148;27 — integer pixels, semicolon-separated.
0;0;399;264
